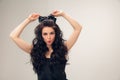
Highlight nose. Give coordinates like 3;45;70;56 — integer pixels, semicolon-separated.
47;34;51;39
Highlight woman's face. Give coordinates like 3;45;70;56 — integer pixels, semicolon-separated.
42;26;55;46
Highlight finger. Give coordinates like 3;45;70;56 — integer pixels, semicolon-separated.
52;10;57;12
52;10;58;14
34;14;40;17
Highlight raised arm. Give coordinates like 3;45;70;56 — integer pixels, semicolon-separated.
52;10;82;50
10;13;40;53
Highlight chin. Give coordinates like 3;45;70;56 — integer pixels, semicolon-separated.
47;43;52;46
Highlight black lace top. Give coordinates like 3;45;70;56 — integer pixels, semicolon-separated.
37;57;68;80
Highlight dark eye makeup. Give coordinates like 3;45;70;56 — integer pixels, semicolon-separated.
43;32;55;35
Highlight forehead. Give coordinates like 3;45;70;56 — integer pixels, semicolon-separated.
42;26;55;33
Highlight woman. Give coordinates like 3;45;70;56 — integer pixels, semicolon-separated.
10;10;82;80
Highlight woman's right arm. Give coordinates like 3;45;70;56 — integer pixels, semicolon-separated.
10;13;40;54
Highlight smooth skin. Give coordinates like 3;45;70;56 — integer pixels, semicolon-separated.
42;27;56;58
10;10;82;57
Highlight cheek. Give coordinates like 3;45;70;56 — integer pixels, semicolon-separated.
52;35;55;40
42;35;47;41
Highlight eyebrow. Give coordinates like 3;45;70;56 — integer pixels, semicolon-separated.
50;31;55;33
43;31;55;34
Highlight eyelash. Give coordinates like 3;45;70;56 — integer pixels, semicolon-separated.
43;32;55;35
50;32;55;34
43;33;47;35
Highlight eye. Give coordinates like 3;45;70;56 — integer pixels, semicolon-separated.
50;32;55;35
43;33;47;35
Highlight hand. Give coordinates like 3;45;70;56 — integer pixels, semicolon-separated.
51;10;65;17
27;13;40;22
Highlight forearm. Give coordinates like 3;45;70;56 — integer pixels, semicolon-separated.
62;12;82;31
10;18;31;39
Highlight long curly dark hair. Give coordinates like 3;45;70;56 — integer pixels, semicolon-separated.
30;15;68;73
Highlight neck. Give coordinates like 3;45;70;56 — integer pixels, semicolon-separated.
46;45;53;58
47;45;53;51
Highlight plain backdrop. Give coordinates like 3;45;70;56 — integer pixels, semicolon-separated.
0;0;120;80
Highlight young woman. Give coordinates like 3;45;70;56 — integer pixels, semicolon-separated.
10;10;82;80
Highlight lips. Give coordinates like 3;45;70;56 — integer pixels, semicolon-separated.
47;41;51;43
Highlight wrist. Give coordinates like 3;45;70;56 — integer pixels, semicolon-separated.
61;12;68;18
22;18;32;25
26;18;32;23
61;12;65;17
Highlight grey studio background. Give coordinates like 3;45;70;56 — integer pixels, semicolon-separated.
0;0;120;80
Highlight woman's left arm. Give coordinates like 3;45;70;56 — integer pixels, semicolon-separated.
52;10;82;50
62;12;82;50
